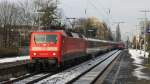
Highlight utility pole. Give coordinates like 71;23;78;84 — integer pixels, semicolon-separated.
140;10;150;56
56;0;58;8
127;35;129;49
84;0;88;37
84;2;87;37
137;18;144;53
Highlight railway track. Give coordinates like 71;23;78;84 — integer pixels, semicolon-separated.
1;50;121;84
1;73;36;84
1;73;54;84
35;50;121;84
72;50;121;84
13;73;53;84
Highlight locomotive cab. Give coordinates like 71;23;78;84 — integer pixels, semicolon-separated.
30;32;62;66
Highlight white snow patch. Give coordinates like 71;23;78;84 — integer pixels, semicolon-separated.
129;49;150;80
9;77;17;80
0;56;29;63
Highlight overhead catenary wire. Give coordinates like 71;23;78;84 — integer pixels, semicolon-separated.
87;0;106;16
59;0;111;27
92;0;112;23
93;0;109;15
59;9;76;28
87;0;110;23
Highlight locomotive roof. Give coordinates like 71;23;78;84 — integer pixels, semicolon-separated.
86;38;117;44
31;30;85;39
31;30;67;36
31;30;118;44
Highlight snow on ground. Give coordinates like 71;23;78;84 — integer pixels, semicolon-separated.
129;49;150;80
0;56;30;63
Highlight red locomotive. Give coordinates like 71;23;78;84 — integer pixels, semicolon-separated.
29;30;121;69
30;30;87;68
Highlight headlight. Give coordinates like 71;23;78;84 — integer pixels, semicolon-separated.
52;52;56;56
33;53;37;56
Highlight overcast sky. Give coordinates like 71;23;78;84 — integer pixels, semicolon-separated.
5;0;150;41
59;0;150;41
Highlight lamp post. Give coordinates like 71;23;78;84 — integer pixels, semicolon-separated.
1;24;4;47
135;24;140;51
139;39;143;54
125;32;130;49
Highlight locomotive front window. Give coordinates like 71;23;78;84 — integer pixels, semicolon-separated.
34;34;57;43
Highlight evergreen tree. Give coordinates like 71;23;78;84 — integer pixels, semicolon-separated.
108;28;113;41
34;0;59;27
40;4;58;26
116;24;121;41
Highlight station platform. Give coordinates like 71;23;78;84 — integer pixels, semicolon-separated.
0;56;30;69
97;49;150;84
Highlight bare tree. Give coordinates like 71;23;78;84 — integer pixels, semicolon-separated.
0;0;60;48
72;17;113;40
0;1;21;47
